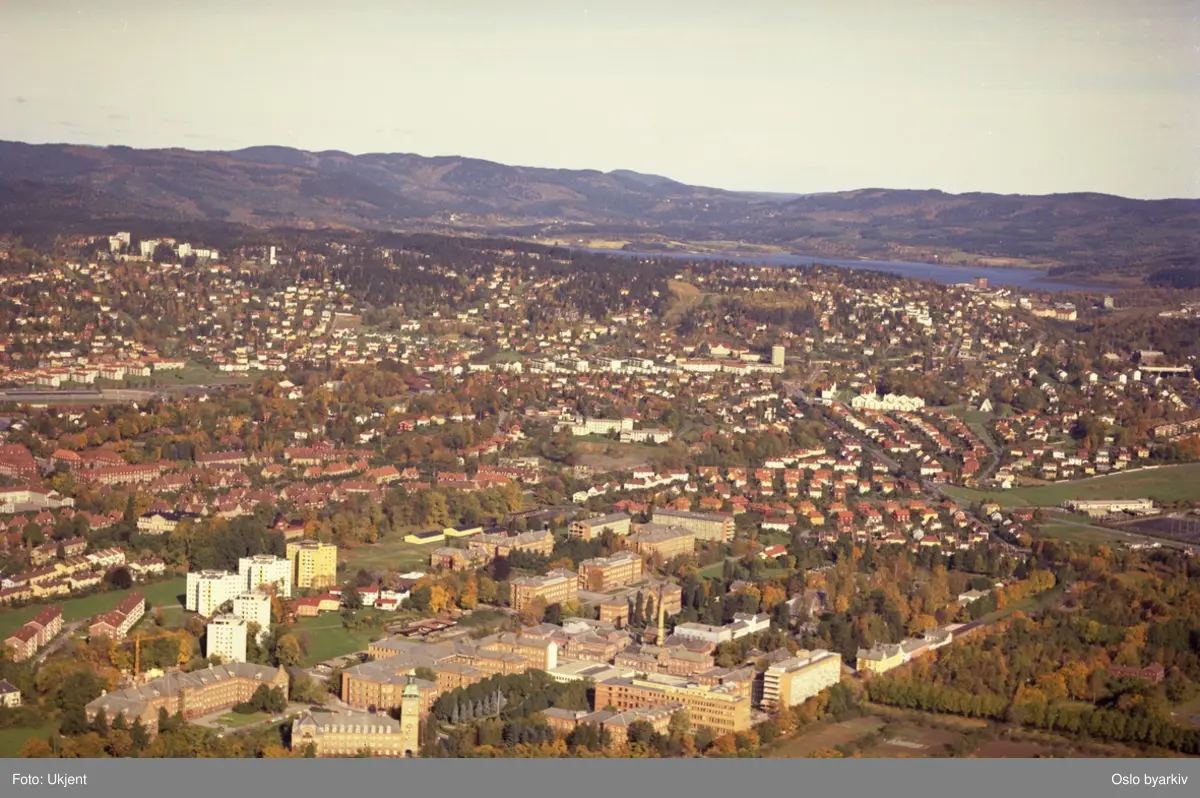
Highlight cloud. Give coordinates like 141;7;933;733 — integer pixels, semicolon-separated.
107;113;127;120
11;96;27;104
57;121;82;128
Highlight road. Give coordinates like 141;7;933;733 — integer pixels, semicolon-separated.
34;621;84;664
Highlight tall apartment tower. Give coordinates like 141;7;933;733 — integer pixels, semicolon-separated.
771;345;786;367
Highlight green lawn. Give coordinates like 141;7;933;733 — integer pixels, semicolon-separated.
942;463;1200;508
0;577;187;641
289;614;385;666
217;711;271;728
1034;523;1128;547
0;721;57;758
342;534;431;574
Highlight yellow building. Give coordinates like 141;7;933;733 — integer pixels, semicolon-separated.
286;540;338;589
292;700;420;758
593;674;751;735
855;643;906;676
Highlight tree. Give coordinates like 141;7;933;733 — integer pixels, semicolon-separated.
275;634;302;667
106;567;134;590
343;583;363;610
291;673;327;705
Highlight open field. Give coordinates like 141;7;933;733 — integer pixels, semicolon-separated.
663;279;705;324
941;463;1200;508
1034;522;1131;546
0;577;187;640
977;584;1066;624
0;722;57;758
575;441;654;471
1170;695;1200;728
765;716;885;758
859;723;966;758
289;613;385;666
342;535;432;574
217;711;271;729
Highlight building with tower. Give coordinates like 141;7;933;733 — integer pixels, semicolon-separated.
292;673;422;757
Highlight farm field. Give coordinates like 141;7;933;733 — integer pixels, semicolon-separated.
765;716;885;758
0;577;187;640
941;463;1200;508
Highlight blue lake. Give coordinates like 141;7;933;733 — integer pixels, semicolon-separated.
576;247;1103;293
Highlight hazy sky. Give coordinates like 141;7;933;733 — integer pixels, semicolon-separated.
2;0;1198;198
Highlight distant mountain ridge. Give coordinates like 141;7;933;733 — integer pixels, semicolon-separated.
0;139;1197;282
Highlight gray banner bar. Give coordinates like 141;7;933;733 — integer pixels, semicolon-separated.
3;758;1198;798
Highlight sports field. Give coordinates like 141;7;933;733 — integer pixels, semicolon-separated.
942;463;1200;508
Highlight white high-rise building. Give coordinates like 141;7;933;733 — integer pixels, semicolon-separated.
234;592;272;643
205;614;248;663
238;555;292;598
185;570;243;617
772;345;786;367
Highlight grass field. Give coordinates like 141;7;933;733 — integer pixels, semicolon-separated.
342;535;432;574
0;577;187;640
0;721;57;758
1169;695;1200;728
942;463;1200;508
765;716;886;758
1034;522;1130;546
217;711;271;728
289;614;386;666
575;441;654;471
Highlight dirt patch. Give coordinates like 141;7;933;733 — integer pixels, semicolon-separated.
576;441;652;471
859;725;966;758
766;716;885;758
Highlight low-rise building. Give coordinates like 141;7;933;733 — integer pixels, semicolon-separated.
594;674;751;735
578;551;643;591
569;513;633;541
85;663;288;735
626;524;695;561
511;569;578;613
650;509;733;543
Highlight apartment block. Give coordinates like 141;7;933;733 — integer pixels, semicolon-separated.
233;592;272;643
238;554;293;598
761;649;843;711
185;570;244;617
286;540;338;589
88;592;145;641
206;614;249;663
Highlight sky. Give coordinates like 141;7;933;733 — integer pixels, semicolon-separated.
1;0;1198;198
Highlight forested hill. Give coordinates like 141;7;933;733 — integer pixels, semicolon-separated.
1;140;1198;284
